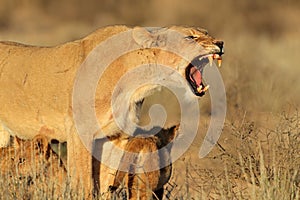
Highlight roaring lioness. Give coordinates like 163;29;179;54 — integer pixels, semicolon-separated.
0;25;224;198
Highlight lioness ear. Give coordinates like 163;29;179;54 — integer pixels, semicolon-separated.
155;124;180;146
132;27;167;48
132;27;154;48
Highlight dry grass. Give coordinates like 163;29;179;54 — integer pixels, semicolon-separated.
0;0;300;199
0;136;71;199
167;112;300;199
1;113;298;199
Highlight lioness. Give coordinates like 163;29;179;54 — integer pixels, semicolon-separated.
0;25;224;198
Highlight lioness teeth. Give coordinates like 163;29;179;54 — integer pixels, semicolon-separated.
211;54;222;67
208;56;213;66
213;54;219;59
197;85;203;93
217;58;222;67
203;85;210;92
197;85;209;93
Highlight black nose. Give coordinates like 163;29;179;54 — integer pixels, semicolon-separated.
215;41;224;55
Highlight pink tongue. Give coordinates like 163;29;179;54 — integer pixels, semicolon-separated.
190;67;202;86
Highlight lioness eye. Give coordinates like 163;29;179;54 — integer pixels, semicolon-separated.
185;35;198;40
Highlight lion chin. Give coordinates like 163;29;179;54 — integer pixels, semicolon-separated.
0;25;224;199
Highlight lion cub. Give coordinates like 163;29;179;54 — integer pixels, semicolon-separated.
0;135;66;199
109;125;179;200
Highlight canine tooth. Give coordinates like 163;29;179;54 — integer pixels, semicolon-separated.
217;58;222;67
208;56;213;66
203;85;210;92
197;85;203;93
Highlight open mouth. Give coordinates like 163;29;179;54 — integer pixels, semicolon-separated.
186;54;222;96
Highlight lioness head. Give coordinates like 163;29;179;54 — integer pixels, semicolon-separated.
132;26;224;97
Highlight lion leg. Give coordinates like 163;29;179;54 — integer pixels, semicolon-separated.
154;187;164;200
0;124;12;148
67;130;93;199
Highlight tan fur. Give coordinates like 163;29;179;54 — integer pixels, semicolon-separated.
110;125;179;200
0;25;223;197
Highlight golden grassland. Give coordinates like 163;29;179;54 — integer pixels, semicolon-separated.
0;0;299;199
0;112;299;199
